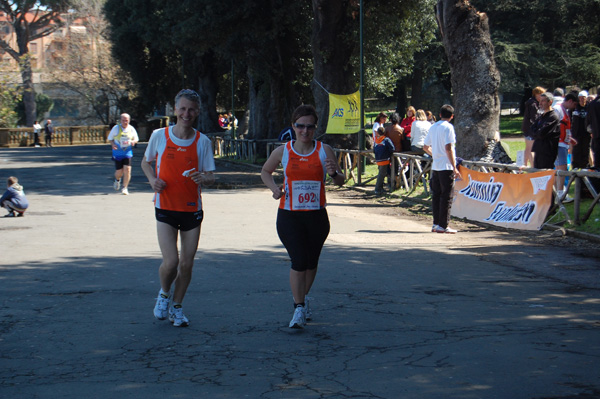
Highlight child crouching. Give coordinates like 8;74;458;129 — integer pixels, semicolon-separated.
1;176;29;217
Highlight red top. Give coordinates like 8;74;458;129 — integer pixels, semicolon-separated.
400;116;415;138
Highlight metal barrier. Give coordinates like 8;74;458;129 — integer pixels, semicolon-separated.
212;136;276;163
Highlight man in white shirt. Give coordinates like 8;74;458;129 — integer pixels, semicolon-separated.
107;113;139;195
423;104;461;234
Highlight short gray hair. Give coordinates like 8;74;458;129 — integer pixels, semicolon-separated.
175;89;201;107
541;92;554;104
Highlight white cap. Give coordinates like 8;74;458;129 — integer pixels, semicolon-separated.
579;90;589;97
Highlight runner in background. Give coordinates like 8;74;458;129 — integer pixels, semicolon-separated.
108;113;139;195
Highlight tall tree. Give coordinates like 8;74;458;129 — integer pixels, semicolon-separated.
47;0;135;124
0;0;71;127
104;0;182;118
310;0;358;147
436;0;501;160
470;0;600;94
0;67;21;127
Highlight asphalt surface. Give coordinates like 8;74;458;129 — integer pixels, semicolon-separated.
1;144;599;399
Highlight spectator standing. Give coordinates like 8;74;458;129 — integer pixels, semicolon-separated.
44;119;54;147
553;88;565;107
410;109;431;154
400;106;416;152
277;126;296;142
384;113;403;152
586;86;600;167
553;93;578;201
522;86;546;167
373;126;395;195
423;104;461;234
372;112;388;141
32;121;42;147
426;110;436;124
571;91;590;169
107;113;139;195
531;92;560;170
1;176;29;217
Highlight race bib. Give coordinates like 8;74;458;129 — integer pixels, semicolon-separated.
292;180;321;210
119;135;131;148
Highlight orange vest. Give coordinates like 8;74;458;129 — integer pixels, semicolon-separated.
279;141;327;211
155;126;201;212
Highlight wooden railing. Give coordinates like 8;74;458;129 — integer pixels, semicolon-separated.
0;126;109;147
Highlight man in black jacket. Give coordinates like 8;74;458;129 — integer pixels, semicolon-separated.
586;86;600;167
44;120;54;148
571;90;590;169
531;92;560;169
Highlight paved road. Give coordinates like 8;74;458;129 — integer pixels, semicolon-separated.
1;144;599;399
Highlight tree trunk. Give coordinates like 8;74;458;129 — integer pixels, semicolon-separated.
435;0;501;160
395;78;408;116
410;66;424;109
247;69;271;141
311;0;357;148
195;52;220;133
15;24;37;127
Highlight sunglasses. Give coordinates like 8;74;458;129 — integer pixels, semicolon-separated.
294;123;317;130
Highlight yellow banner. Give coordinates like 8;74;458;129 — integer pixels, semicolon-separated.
451;166;555;230
326;91;361;134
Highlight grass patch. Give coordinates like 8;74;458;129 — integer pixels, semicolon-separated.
502;140;525;162
549;189;600;235
499;114;523;137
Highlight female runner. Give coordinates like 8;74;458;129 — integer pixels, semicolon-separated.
261;104;344;328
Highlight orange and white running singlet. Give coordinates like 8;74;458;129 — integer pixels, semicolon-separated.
148;126;204;212
279;140;328;211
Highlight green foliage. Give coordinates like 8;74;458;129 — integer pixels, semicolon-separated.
15;93;55;126
0;78;21;127
471;0;600;93
361;0;439;97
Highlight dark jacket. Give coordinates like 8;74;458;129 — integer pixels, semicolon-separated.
522;97;539;137
571;103;590;169
531;109;560;169
586;97;600;139
44;123;54;136
373;135;394;165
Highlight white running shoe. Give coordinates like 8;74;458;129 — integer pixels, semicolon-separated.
444;227;458;234
153;291;170;320
121;187;129;195
289;305;306;329
305;296;313;321
169;305;189;327
113;179;121;191
562;195;574;203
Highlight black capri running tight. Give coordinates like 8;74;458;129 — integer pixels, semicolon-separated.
276;208;330;272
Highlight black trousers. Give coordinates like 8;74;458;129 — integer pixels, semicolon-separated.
593;137;600;168
430;170;455;229
276;208;330;272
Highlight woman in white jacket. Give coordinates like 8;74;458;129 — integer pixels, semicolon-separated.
410;109;431;154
